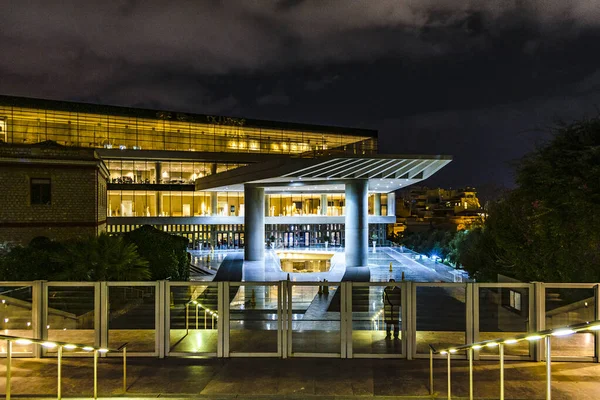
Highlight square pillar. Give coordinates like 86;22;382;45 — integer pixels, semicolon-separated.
345;179;368;267
244;185;265;261
374;193;381;216
387;192;396;216
321;194;328;215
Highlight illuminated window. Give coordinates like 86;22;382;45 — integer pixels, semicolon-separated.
0;118;6;142
31;178;51;205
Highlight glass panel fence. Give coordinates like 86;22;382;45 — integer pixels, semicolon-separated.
416;284;467;355
545;286;596;358
168;283;218;354
229;283;280;354
0;284;34;355
290;282;341;354
45;284;97;355
478;285;531;357
352;282;402;356
108;284;156;353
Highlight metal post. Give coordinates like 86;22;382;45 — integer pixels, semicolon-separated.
6;340;11;400
196;305;199;329
123;346;127;393
212;313;215;329
204;308;207;329
469;347;473;400
93;350;98;399
429;348;434;395
499;343;504;400
185;303;189;334
57;346;63;400
546;336;551;400
447;352;452;400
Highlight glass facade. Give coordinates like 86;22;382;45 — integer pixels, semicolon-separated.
0;104;372;154
108;191;245;217
106;160;245;185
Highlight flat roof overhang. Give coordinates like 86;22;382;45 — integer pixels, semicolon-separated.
194;154;452;193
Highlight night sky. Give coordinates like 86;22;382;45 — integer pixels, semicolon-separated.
2;1;600;198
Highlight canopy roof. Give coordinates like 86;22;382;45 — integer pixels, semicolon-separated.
195;154;452;193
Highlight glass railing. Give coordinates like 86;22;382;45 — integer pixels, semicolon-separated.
0;281;598;361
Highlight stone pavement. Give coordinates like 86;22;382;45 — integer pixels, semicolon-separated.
2;356;600;399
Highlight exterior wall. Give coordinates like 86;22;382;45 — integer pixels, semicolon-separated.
0;146;108;245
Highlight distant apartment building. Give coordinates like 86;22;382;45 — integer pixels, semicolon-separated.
0;141;109;245
391;186;484;235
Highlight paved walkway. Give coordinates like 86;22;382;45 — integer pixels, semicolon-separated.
2;356;599;399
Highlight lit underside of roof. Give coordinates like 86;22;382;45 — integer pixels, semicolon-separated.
195;155;452;193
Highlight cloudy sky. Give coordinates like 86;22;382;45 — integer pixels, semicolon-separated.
2;0;599;196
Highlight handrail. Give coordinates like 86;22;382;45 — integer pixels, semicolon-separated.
431;320;600;355
1;334;127;400
185;298;218;332
429;320;600;400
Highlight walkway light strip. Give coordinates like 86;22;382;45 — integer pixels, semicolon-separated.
434;320;600;354
551;329;574;337
526;335;543;341
430;320;600;400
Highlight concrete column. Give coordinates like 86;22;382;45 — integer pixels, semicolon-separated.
244;185;265;261
155;161;162;184
345;179;368;267
373;193;381;216
157;191;162;216
211;192;218;216
320;194;328;215
387;192;396;216
155;162;162;215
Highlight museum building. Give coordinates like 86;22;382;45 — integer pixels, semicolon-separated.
0;95;451;266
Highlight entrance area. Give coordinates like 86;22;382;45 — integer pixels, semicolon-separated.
276;251;334;273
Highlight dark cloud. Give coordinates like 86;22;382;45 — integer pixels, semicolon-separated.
0;1;599;188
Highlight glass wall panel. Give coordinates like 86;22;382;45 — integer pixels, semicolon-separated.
229;284;279;354
168;284;218;354
545;287;595;358
0;285;34;355
352;283;402;355
478;286;530;357
290;283;340;354
45;285;96;354
415;284;466;354
108;285;156;353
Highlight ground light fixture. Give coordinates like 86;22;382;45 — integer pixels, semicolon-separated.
429;320;600;400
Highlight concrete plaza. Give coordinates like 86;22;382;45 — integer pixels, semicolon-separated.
2;356;600;399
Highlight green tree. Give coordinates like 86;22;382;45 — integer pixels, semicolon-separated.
0;234;149;281
0;237;65;280
464;118;600;282
52;233;150;281
123;225;190;281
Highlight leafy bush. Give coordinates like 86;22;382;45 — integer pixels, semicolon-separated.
123;225;190;281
